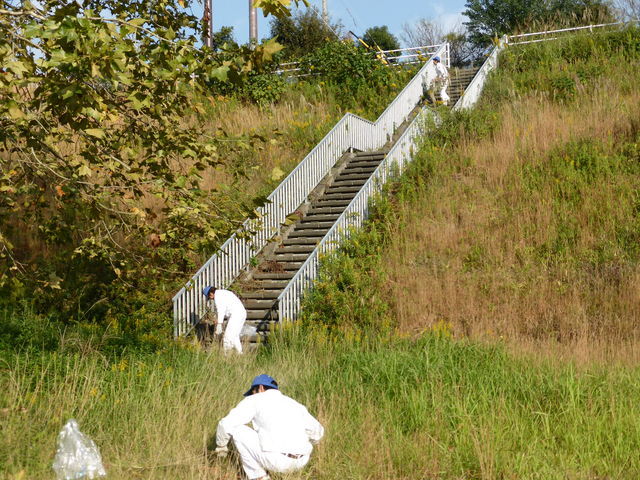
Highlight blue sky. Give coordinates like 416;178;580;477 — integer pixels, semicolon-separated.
192;1;468;46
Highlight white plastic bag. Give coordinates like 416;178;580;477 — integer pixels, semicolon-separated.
52;419;107;479
241;324;258;337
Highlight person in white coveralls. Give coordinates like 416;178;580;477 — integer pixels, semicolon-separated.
202;285;246;354
433;55;450;106
214;374;324;480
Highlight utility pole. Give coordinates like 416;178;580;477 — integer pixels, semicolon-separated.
203;0;213;48
249;0;258;43
322;0;328;25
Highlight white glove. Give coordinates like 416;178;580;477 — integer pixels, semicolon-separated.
214;445;229;457
215;323;223;336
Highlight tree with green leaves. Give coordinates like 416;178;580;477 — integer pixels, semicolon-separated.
464;0;613;47
0;0;307;316
270;8;341;59
211;26;237;52
362;25;400;52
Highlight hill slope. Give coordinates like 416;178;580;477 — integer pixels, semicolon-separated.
303;27;640;364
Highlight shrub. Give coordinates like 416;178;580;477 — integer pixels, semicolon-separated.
241;73;287;107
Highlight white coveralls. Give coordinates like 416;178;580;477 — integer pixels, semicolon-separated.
214;289;247;354
216;389;324;480
435;61;450;105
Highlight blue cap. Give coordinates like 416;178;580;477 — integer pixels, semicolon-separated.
202;286;214;297
433;56;440;62
244;374;279;397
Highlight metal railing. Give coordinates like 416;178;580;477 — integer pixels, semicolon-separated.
274;44;446;76
508;22;628;45
172;43;448;336
277;107;436;321
452;36;506;111
277;41;502;322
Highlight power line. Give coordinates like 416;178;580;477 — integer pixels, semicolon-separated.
337;0;359;31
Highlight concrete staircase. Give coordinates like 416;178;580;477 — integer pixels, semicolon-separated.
212;66;482;345
437;67;479;106
235;150;387;339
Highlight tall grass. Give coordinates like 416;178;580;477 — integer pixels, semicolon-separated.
2;325;640;479
301;29;640;364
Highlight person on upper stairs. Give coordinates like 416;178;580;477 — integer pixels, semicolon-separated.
202;286;247;354
433;55;450;106
214;374;324;480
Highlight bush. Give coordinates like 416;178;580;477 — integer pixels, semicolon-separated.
299;40;410;116
270;9;342;59
241;73;287;107
0;306;61;353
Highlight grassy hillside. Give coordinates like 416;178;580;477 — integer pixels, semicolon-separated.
303;28;640;365
2;29;640;480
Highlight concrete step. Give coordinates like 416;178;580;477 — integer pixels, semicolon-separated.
342;166;377;175
317;193;356;201
246;309;275;320
295;221;334;229
302;213;341;222
324;185;361;194
287;228;328;238
248;280;290;289
282;236;322;246
270;253;310;262
334;173;371;182
329;179;367;188
275;244;316;254
243;290;281;300
354;151;386;159
252;272;295;280
311;199;351;208
348;158;383;166
245;317;277;329
307;206;347;215
244;298;277;310
258;261;304;271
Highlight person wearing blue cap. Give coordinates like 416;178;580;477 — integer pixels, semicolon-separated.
432;55;450;106
202;286;247;354
214;374;324;480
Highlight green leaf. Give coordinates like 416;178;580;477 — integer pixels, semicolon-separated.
128;18;148;27
78;164;92;177
7;102;25;119
259;38;284;61
254;0;309;17
85;128;105;138
210;65;229;82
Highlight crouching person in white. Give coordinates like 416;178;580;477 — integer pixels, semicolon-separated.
202;286;246;354
215;374;324;480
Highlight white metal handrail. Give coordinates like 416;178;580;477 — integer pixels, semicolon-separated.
452;36;506;111
277;41;502;322
172;44;448;336
508;22;628;45
277;107;436;321
275;44;445;75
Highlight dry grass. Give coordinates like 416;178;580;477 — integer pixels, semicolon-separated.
198;93;338;194
384;72;640;364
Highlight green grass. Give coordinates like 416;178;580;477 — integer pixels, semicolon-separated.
2;324;640;479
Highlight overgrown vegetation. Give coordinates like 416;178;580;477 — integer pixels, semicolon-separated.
2;322;640;479
0;0;413;334
300;27;640;363
464;0;614;46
